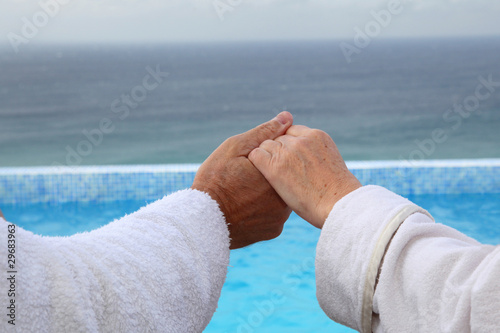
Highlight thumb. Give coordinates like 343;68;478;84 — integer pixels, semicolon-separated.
237;111;293;156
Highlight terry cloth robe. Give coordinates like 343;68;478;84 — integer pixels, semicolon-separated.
0;189;230;333
316;185;500;333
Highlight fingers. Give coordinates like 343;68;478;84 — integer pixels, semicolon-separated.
236;111;293;156
259;138;283;151
285;124;311;137
249;138;289;183
248;138;283;163
248;147;271;172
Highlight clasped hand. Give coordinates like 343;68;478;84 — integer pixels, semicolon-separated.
192;112;361;249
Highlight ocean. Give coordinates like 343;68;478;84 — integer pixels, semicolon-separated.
1;37;500;167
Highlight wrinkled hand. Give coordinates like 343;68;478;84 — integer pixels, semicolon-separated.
249;125;361;229
192;112;293;249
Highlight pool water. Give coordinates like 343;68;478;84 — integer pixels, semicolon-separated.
2;192;500;332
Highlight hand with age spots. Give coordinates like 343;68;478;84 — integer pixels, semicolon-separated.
249;125;361;229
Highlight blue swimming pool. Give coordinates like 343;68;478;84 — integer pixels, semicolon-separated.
1;160;499;332
1;193;499;332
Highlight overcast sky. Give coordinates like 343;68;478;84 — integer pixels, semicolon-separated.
1;0;500;46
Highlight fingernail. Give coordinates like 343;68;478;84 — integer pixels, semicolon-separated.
276;111;289;125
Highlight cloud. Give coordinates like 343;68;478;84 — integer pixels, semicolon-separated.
0;0;499;45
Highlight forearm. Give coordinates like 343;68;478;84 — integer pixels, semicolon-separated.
315;185;499;332
373;213;499;332
0;189;230;332
316;186;433;331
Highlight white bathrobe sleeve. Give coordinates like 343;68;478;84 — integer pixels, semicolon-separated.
0;189;230;333
316;185;500;333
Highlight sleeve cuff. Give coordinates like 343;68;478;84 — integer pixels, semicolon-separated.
315;185;433;332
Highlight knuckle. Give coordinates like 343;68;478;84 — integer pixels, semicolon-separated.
229;133;244;143
308;129;334;146
310;129;327;139
248;148;259;161
262;139;274;146
223;134;243;152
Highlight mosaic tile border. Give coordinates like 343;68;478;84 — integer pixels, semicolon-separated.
1;159;499;205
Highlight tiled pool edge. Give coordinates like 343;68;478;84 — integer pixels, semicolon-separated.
1;159;499;205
